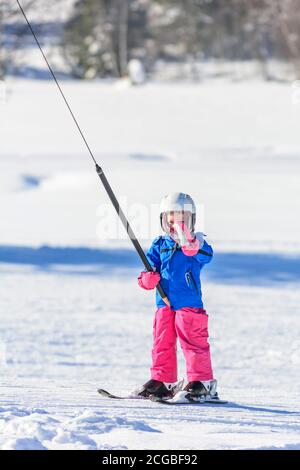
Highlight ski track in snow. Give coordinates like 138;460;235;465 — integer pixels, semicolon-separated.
1;81;300;449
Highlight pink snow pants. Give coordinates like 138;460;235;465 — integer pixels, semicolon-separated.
151;306;214;383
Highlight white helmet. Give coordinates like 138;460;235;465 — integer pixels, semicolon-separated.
160;192;196;236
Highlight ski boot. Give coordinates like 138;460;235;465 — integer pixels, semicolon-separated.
184;379;219;403
135;379;179;399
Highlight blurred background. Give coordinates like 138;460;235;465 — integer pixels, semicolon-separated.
2;0;300;82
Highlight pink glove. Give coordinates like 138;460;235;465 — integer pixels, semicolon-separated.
173;222;201;257
181;237;200;256
138;271;161;290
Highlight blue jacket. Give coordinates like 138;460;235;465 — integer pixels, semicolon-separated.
146;235;213;310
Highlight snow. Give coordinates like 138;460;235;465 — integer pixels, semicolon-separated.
0;78;300;449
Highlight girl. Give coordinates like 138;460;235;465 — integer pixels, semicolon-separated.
136;192;218;401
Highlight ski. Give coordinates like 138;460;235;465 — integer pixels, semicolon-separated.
97;379;185;401
150;396;228;405
97;389;146;400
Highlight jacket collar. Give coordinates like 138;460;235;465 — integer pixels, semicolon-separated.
162;235;177;247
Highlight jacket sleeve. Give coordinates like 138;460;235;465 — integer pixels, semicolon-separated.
145;237;162;271
194;239;213;265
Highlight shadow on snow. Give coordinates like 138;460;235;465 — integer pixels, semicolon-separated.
0;245;299;285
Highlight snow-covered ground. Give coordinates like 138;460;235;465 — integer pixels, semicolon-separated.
0;79;300;449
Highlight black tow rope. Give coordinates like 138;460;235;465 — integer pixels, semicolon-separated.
16;0;170;307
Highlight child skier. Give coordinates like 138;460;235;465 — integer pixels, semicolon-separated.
136;192;218;402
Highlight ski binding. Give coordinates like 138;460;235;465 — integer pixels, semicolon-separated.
150;390;228;405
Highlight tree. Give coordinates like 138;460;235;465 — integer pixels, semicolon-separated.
269;0;300;74
62;0;150;79
1;0;39;79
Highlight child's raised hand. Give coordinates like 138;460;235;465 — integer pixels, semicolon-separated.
173;222;202;257
138;270;161;290
181;238;201;256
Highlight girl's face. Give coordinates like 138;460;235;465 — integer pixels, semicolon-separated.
166;211;185;228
